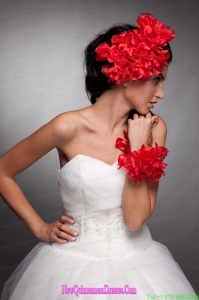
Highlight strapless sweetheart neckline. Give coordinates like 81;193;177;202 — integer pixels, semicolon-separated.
58;154;118;173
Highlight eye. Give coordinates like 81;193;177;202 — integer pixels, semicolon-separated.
154;77;161;84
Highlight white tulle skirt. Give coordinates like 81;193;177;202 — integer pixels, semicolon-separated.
1;238;196;300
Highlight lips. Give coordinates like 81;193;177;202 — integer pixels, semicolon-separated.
149;102;156;108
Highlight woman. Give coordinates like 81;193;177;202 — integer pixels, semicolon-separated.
0;13;196;299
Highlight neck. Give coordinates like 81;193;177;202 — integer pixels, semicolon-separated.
90;87;133;134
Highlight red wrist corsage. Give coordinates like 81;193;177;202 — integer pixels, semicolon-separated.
115;130;169;183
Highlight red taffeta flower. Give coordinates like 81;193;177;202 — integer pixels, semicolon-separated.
115;130;169;183
95;13;175;84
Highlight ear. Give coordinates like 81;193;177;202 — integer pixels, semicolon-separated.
123;81;129;88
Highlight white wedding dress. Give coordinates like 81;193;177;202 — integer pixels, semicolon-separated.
1;154;196;299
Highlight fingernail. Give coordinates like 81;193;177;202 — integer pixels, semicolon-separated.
74;232;78;236
69;217;75;223
71;237;76;241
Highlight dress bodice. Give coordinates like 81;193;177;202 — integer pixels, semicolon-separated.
52;154;152;258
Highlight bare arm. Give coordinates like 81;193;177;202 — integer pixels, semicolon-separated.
122;116;167;230
0;112;78;242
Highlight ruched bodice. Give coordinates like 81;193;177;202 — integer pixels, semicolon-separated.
52;154;152;258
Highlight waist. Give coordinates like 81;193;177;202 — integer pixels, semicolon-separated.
52;213;152;258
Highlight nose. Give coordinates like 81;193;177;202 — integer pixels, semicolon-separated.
156;83;164;100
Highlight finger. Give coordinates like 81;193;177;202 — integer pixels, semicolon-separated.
55;236;68;244
133;114;139;119
57;230;76;242
58;222;78;237
67;215;75;224
152;115;159;120
151;115;159;123
146;112;152;118
151;117;159;128
45;230;68;244
59;215;75;224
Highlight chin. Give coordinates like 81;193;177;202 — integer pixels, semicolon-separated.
138;109;150;116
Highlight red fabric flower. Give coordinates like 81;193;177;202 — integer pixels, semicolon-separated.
115;130;169;182
95;13;175;84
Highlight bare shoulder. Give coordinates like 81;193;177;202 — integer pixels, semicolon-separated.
151;115;167;147
0;110;83;176
50;110;82;145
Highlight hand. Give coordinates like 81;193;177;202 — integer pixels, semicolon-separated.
127;112;159;151
36;215;78;244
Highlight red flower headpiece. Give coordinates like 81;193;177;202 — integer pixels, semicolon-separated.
95;13;175;84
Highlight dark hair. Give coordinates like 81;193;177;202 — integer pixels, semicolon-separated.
84;23;173;124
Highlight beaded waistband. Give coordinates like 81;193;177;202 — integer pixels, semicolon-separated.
52;210;152;258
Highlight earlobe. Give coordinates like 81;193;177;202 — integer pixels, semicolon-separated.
123;81;129;88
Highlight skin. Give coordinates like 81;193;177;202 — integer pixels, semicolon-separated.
123;70;166;116
0;65;168;243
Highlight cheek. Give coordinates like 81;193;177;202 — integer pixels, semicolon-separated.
133;86;153;102
139;84;155;99
124;81;154;102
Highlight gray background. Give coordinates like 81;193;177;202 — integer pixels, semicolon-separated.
0;0;199;294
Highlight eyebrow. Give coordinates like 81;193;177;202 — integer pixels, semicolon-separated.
159;73;165;81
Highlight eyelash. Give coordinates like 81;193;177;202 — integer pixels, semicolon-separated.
154;77;161;84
